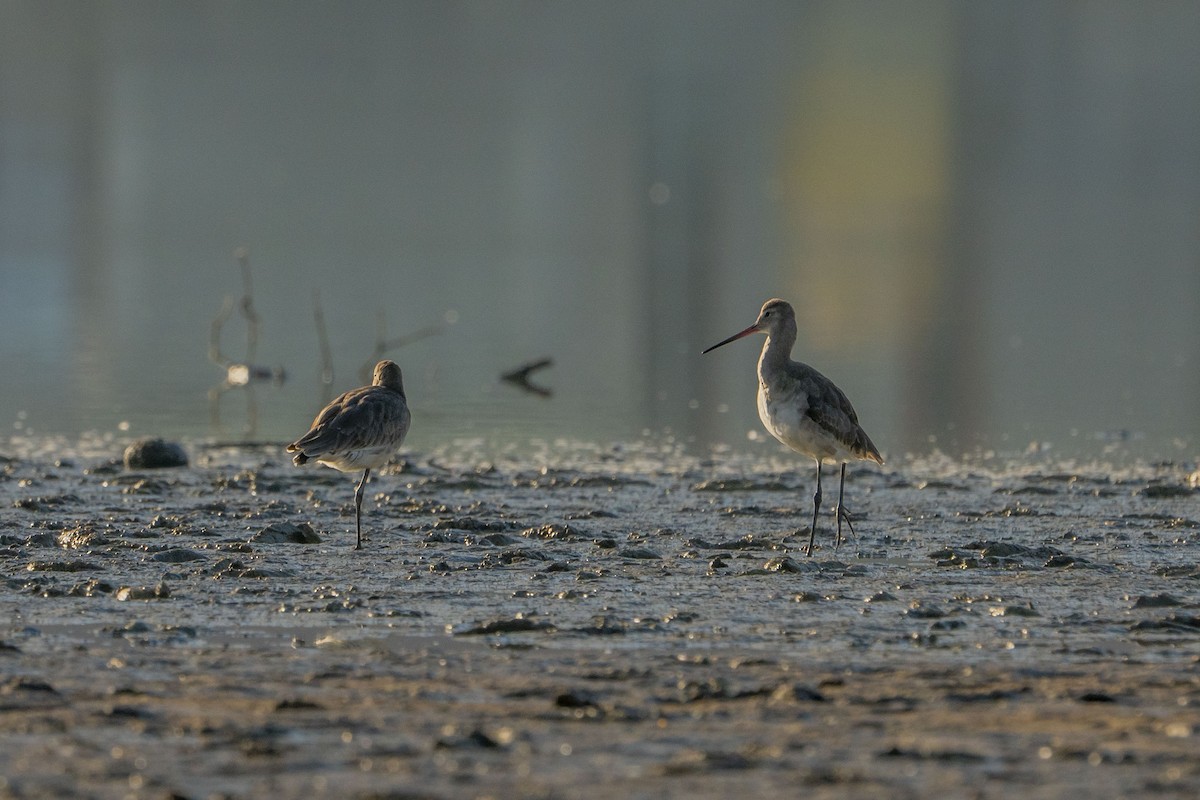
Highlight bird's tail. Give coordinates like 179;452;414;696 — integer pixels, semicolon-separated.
288;446;310;466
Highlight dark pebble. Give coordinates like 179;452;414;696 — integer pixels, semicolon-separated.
1133;594;1181;608
436;728;502;749
555;691;600;708
104;705;154;719
2;677;58;694
149;548;207;563
123;438;188;469
995;604;1039;617
479;532;522;546
275;698;324;711
768;683;826;703
1078;692;1116;703
762;556;817;573
1140;484;1194;498
978;542;1028;558
116;583;171;601
905;601;947;618
66;579;116;597
453;616;556;635
435;517;519;532
1130;614;1200;631
619;546;661;560
251;522;321;544
26;560;99;573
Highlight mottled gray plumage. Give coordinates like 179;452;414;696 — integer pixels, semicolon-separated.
704;298;882;555
287;360;410;549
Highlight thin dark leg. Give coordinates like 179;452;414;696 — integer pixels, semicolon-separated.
353;468;371;550
806;460;822;557
834;462;857;549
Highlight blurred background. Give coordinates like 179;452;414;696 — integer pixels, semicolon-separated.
2;1;1199;457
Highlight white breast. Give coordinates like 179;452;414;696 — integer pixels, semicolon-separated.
757;381;849;463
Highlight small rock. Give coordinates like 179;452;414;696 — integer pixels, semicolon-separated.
905;601;946;618
1132;593;1181;608
435;728;503;749
1078;692;1116;703
479;532;522;546
26;560;98;573
123;438;188;469
436;517;519;533
768;682;826;704
103;706;154;720
56;525;109;549
1;677;58;694
619;546;661;560
762;556;817;573
990;603;1039;617
979;542;1028;558
555;690;600;708
149;548;207;563
931;619;967;630
1130;614;1200;631
451;616;556;636
522;523;583;540
1140;484;1194;498
115;583;171;601
251;522;321;544
275;698;324;711
574;616;626;635
66;579;116;597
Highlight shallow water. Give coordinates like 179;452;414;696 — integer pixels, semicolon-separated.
2;435;1198;798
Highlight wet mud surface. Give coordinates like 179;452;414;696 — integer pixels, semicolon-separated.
2;435;1199;798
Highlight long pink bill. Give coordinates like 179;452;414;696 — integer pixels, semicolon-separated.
702;324;759;354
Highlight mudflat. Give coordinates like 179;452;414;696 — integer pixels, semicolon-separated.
2;436;1198;799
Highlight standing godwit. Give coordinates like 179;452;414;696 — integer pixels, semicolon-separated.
287;360;410;550
703;299;882;556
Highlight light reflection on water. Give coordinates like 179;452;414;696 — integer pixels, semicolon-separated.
5;337;1193;464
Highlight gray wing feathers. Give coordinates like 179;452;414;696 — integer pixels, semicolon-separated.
801;370;883;464
289;387;410;459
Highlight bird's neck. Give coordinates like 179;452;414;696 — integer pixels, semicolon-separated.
757;326;795;380
377;377;405;398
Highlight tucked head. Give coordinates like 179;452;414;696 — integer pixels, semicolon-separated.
372;360;404;392
703;298;796;353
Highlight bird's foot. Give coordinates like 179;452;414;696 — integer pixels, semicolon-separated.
834;506;858;550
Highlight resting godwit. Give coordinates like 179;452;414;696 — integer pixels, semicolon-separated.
287;360;410;550
703;298;882;556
